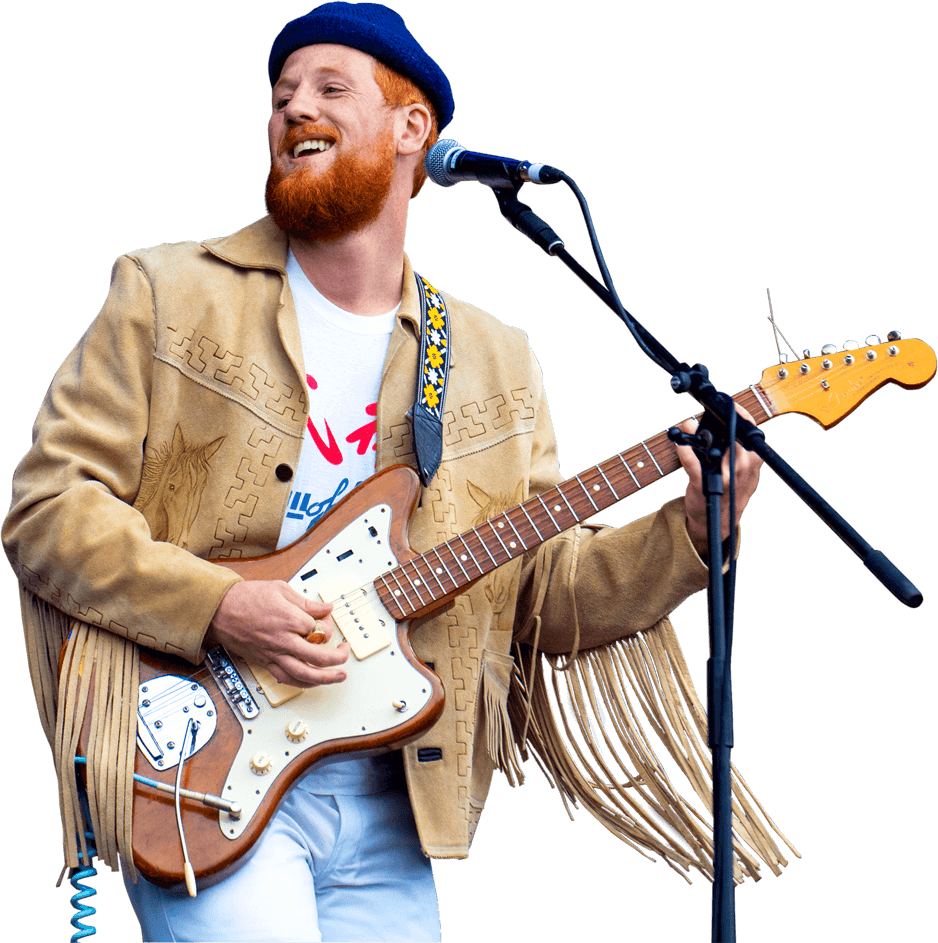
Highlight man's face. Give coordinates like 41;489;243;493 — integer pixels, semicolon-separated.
266;44;398;241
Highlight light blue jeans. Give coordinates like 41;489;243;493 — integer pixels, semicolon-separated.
123;754;441;942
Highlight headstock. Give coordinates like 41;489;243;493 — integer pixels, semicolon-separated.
759;333;936;428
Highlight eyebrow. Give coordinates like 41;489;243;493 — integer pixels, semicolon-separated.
273;65;355;93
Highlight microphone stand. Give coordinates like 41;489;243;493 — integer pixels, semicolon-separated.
490;185;923;942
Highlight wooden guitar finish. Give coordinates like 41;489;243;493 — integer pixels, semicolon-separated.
81;337;934;889
121;464;448;888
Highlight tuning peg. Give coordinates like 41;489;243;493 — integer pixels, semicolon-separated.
802;349;811;359
887;330;902;341
844;339;859;349
778;353;789;364
865;334;882;346
821;344;837;355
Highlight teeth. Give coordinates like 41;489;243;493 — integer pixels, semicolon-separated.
293;139;334;158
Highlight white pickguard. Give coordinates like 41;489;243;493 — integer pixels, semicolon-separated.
214;505;432;841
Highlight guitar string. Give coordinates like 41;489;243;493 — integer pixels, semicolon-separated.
766;288;800;362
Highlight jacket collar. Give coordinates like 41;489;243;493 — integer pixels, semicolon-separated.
200;215;420;331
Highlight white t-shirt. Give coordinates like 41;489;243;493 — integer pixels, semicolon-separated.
278;251;397;550
279;252;401;795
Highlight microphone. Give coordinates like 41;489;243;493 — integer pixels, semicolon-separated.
424;139;563;189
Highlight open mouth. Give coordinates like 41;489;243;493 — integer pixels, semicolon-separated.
292;139;335;159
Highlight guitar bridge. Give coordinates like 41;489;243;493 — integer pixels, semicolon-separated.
206;647;259;719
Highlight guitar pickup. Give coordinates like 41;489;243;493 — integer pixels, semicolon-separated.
318;579;392;661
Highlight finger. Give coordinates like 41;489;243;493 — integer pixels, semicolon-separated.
674;418;702;481
265;652;349;688
279;582;333;618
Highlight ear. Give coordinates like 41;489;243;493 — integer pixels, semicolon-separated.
396;102;432;157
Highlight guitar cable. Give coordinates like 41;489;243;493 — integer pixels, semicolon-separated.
175;718;200;898
65;774;98;941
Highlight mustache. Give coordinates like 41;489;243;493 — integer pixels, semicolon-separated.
278;123;341;157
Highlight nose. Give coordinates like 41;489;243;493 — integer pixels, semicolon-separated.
283;85;321;125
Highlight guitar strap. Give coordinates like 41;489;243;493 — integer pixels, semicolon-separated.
412;273;451;486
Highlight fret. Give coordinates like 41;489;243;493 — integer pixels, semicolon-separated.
642;440;664;476
381;568;417;615
401;561;428;607
575;474;599;511
386;569;415;610
536;495;561;532
597;464;620;499
618;454;641;489
454;535;484;576
420;554;448;596
500;511;529;550
485;519;512;556
555;487;577;522
471;526;499;567
430;548;458;591
748;384;773;421
443;542;472;582
519;504;544;540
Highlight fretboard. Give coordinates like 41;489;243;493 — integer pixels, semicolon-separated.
375;384;774;620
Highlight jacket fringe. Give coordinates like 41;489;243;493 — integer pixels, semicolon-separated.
21;587;139;880
505;617;800;883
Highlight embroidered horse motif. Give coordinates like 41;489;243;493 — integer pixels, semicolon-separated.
138;425;225;549
467;479;526;617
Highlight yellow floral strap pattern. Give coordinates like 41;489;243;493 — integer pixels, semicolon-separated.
412;273;451;486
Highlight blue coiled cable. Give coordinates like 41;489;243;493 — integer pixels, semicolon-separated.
69;830;98;941
70;758;97;940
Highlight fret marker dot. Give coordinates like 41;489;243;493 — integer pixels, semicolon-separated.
593;484;600;491
554;505;561;512
394;590;401;597
460;554;468;561
435;568;442;574
637;461;645;468
497;521;504;528
414;579;421;586
510;541;517;549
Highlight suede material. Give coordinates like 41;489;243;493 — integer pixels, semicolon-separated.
4;216;710;859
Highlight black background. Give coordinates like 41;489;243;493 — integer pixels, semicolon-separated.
14;4;935;941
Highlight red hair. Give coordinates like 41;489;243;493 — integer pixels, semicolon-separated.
373;60;439;197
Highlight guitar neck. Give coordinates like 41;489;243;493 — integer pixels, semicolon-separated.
374;383;775;621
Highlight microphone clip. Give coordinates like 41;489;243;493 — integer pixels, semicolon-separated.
492;187;564;256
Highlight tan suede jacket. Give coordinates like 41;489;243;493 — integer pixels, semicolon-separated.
4;216;710;858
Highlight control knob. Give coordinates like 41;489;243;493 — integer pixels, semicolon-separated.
250;752;273;775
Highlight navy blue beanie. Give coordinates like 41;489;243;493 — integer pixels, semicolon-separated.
269;3;454;129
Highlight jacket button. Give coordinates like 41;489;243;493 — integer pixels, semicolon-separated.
275;464;293;482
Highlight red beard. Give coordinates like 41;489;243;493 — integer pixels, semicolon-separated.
265;123;396;243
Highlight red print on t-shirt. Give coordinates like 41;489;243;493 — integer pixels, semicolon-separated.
305;375;376;464
306;374;343;466
346;403;378;455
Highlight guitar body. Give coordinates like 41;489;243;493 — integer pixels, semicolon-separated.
106;465;445;888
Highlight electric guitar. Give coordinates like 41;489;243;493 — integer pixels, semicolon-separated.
82;335;935;889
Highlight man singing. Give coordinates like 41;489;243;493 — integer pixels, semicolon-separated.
4;4;771;941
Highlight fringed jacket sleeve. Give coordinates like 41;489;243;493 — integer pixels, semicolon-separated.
2;254;242;664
